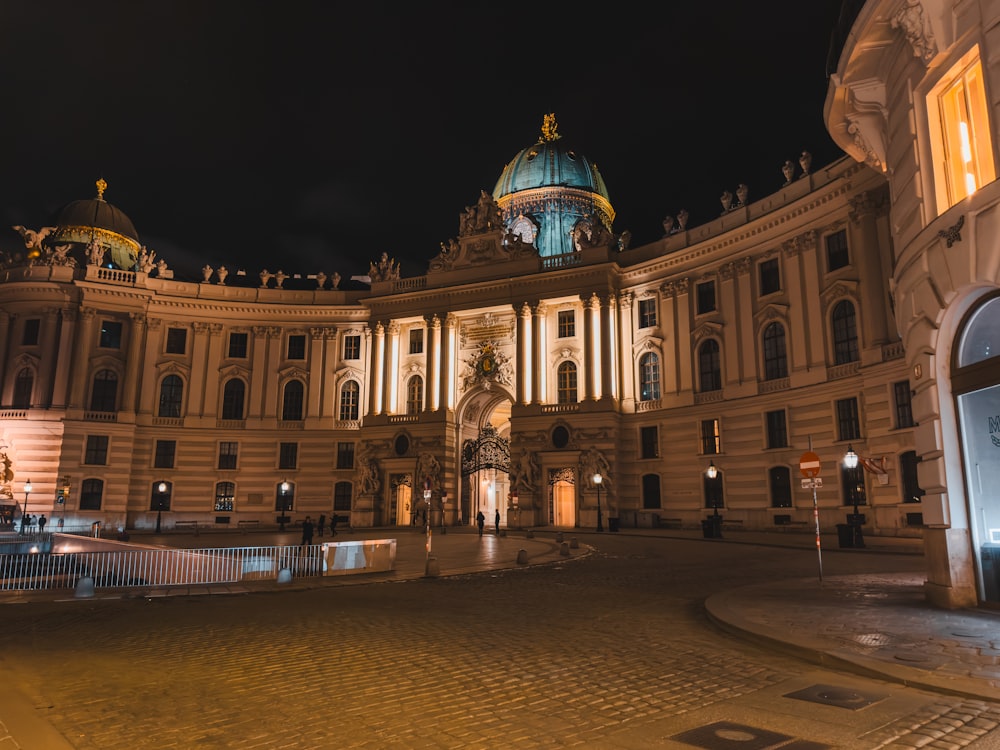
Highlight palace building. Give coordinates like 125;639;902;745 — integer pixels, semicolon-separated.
2;0;1000;611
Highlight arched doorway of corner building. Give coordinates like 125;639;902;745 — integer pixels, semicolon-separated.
952;291;1000;605
390;474;414;527
457;389;512;529
548;467;577;527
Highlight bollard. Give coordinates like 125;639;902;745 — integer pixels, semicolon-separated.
424;556;440;577
516;549;528;564
556;532;564;543
75;576;95;599
570;537;579;549
276;568;293;584
560;541;570;556
526;530;534;539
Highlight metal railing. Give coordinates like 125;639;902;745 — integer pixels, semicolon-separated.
0;543;326;592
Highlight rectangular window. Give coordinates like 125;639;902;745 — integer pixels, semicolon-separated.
765;409;788;449
929;48;996;213
336;442;355;469
279;442;298;470
154;439;176;469
228;332;248;359
638;298;657;328
759;258;780;296
836;397;861;441
557;310;576;338
700;418;721;455
218;441;238;470
99;320;122;349
165;327;187;354
343;335;361;360
894;380;915;428
84;435;109;465
408;329;423;354
696;281;716;315
640;426;659;459
22;319;40;346
287;334;306;360
826;229;849;271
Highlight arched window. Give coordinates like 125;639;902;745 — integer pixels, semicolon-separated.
12;367;33;408
158;374;184;417
281;380;304;421
639;353;660;401
641;473;661;509
80;478;104;510
698;339;721;392
762;322;788;380
406;375;423;415
769;466;792;507
215;481;235;512
557;361;578;404
221;378;246;420
90;369;118;412
832;300;859;364
339;381;360;421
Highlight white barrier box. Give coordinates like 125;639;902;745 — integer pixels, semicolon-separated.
322;539;396;576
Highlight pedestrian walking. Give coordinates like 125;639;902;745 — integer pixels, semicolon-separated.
495;509;500;535
317;514;326;538
330;513;339;537
38;514;47;533
476;510;485;537
301;515;314;546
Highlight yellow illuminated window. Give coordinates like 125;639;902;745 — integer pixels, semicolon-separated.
930;48;995;212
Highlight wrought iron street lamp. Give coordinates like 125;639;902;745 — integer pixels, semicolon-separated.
156;481;168;534
21;478;31;534
843;444;860;515
707;461;720;517
593;472;604;532
279;480;290;531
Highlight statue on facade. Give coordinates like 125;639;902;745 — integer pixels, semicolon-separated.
510;448;540;495
417;452;442;491
137;246;156;273
369;252;400;282
86;238;106;266
579;447;612;491
357;446;381;495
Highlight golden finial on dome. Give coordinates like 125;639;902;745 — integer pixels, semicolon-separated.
540;113;560;143
96;178;107;200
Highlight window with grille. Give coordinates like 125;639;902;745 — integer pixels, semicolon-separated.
215;481;235;512
279;442;298;470
154;440;176;469
406;375;423;414
218;441;238;470
894;380;914;428
700;418;721;455
832;300;859;364
557;361;578;403
339;381;360;420
343;335;361;360
762;322;788;380
698;340;721;392
638;298;657;328
334;481;352;512
336;442;355;469
282;380;304;420
557;310;575;338
639;352;660;401
696;281;716;315
836;397;861;441
766;409;787;449
228;332;248;359
287;334;306;360
84;435;109;465
166;327;187;354
826;229;849;271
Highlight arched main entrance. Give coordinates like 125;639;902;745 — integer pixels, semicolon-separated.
457;389;512;528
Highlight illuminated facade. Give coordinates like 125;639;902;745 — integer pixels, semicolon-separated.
1;41;997;609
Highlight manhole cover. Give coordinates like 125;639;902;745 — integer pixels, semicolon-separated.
853;632;895;647
784;684;886;710
671;721;816;749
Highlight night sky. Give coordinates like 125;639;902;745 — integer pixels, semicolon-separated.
1;1;846;281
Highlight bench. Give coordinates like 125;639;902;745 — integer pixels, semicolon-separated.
660;518;683;529
174;520;199;536
237;520;260;534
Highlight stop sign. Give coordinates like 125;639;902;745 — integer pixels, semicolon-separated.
799;451;821;478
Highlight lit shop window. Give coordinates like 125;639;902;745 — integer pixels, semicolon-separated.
929;47;996;213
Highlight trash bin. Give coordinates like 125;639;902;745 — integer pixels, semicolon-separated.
701;516;723;539
608;517;620;532
836;523;864;548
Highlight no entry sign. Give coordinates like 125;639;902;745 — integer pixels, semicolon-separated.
799;451;821;478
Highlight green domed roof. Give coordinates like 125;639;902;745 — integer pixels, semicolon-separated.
52;178;141;269
492;114;615;258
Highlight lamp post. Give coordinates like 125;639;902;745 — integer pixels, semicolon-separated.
424;486;432;559
279;480;290;532
21;479;31;534
707;461;720;517
704;462;723;539
843;445;860;516
593;472;604;532
842;445;865;548
156;481;168;534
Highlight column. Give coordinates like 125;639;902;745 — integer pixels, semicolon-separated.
137;318;163;415
600;294;615;400
69;308;98;408
617;293;635;406
121;312;147;414
441;314;457;411
385;321;400;415
531;303;546;404
672;279;693;393
50;309;77;408
35;307;60;406
734;257;754;383
188;322;212;416
584;293;599;400
428;316;441;411
516;303;531;405
369;323;385;416
849;191;891;346
306;327;326;419
247;325;271;419
200;324;225;418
